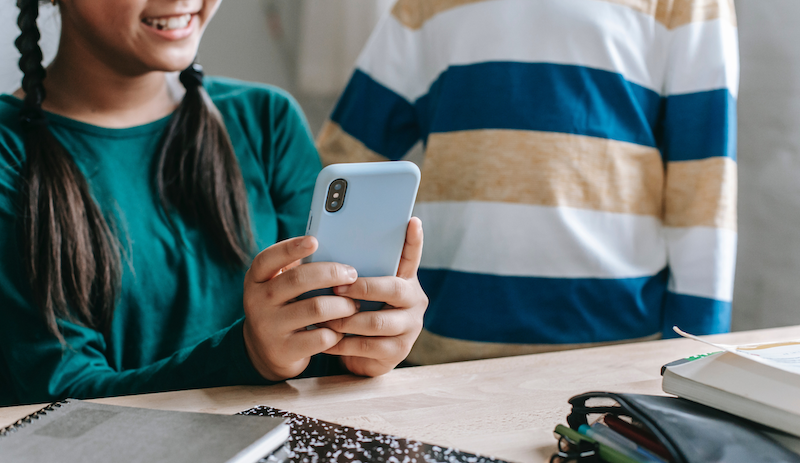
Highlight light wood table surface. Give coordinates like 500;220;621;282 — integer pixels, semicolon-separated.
3;326;799;462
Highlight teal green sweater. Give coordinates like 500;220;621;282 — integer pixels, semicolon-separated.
0;78;334;406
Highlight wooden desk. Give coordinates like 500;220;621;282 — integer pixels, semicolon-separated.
3;326;799;462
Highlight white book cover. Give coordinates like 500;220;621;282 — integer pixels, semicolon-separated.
663;327;800;437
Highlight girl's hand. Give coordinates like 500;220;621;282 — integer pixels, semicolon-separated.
242;236;360;381
321;217;428;377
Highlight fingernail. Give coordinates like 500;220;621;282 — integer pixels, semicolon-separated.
298;236;314;249
336;285;350;295
346;266;357;280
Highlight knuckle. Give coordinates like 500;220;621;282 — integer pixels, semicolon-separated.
262;285;277;303
359;336;373;354
253;252;269;272
330;264;351;283
283;240;296;258
369;313;389;333
392;279;405;299
309;297;327;318
376;338;399;359
326;317;344;332
317;329;340;348
420;291;430;307
398;336;413;354
285;268;305;288
362;278;374;296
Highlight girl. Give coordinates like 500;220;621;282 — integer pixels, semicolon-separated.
0;0;427;406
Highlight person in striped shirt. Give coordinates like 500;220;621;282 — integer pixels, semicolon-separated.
317;0;738;364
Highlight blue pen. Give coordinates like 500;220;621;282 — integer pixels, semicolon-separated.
579;424;646;463
585;423;668;463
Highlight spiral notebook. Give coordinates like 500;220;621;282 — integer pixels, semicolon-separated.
0;399;289;463
239;405;509;463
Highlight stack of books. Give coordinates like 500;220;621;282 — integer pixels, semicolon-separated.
661;327;800;450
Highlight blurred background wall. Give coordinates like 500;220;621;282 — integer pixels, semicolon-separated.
732;0;800;330
1;0;798;332
198;0;393;134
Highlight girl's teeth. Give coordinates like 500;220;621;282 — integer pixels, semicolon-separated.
144;14;191;31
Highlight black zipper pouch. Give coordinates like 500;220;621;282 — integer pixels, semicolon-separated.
561;392;800;463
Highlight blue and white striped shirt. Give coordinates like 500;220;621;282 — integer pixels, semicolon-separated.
318;0;738;364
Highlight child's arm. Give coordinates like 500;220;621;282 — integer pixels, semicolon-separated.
660;0;738;336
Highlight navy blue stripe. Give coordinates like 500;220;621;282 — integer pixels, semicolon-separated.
330;70;421;160
661;89;737;162
332;62;736;162
417;62;662;148
418;268;669;344
661;292;731;338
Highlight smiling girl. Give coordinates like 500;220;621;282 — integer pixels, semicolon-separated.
0;0;427;406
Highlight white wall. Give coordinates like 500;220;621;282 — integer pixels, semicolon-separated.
0;1;60;94
198;0;294;91
732;0;800;330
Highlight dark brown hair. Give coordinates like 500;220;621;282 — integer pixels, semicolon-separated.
15;0;254;341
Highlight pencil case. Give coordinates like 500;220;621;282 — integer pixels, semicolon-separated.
554;392;800;463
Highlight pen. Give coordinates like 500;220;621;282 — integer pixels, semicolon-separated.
590;423;668;463
582;423;667;463
604;414;671;460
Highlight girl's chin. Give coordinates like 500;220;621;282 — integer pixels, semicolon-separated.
139;48;201;73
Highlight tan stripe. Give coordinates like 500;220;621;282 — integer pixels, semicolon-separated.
599;0;736;29
406;328;661;365
664;157;737;231
391;0;494;30
391;0;735;31
392;0;489;30
663;0;737;29
418;130;664;217
316;120;388;167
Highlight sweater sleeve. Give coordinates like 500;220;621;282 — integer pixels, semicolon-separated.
316;1;423;165
265;90;323;241
660;1;739;337
0;204;279;406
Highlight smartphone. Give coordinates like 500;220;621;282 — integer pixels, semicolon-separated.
301;161;421;310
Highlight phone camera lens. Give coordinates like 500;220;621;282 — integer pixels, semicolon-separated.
326;179;347;212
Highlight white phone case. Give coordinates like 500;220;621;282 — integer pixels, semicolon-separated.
302;161;420;309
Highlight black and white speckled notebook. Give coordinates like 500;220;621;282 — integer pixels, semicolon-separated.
240;405;509;463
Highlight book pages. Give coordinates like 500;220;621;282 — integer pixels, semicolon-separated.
673;326;800;375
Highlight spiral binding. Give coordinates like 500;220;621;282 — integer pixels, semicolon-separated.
0;399;71;437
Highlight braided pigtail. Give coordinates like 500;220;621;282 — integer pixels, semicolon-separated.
155;64;254;266
16;0;120;340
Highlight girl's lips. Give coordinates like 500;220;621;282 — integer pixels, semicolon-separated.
141;14;197;41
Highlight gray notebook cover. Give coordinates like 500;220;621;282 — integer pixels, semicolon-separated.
0;400;289;463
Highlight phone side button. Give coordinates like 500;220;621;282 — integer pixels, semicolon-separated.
306;213;313;234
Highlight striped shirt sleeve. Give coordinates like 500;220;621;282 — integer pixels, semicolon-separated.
659;0;739;337
316;3;423;165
